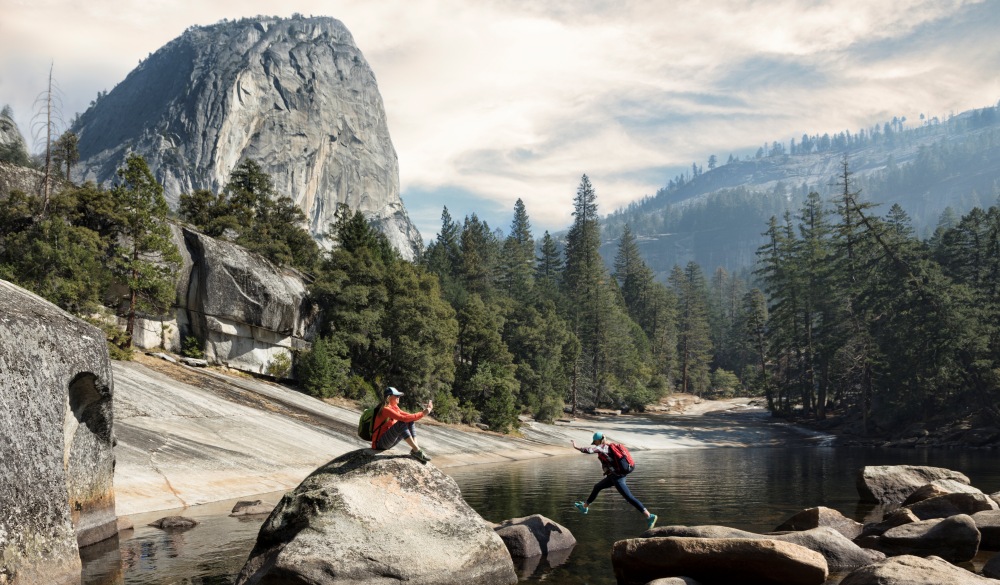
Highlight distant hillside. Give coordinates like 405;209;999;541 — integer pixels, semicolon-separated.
602;104;1000;279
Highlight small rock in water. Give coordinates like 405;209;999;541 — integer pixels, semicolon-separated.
230;500;274;516
148;515;199;529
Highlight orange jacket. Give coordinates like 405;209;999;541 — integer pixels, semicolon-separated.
371;402;425;448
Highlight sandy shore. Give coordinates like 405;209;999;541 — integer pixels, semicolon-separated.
112;354;828;517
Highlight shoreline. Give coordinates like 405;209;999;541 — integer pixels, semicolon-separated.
110;354;828;518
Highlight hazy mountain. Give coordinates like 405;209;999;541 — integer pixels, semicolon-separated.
602;104;1000;279
71;15;422;259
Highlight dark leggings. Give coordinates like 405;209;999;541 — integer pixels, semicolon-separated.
376;421;416;451
587;474;645;512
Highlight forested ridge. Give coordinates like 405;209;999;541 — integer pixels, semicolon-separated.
603;102;1000;278
3;108;1000;438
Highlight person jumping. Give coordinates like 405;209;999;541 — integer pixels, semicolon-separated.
571;432;657;529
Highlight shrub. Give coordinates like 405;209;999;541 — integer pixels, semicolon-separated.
265;351;292;379
181;335;204;359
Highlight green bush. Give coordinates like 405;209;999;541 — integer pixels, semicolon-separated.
533;394;564;423
295;337;349;397
85;317;133;361
345;374;373;401
181;335;204;359
471;362;520;434
431;388;462;424
265;351;292;379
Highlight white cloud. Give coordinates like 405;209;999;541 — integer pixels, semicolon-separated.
2;0;998;238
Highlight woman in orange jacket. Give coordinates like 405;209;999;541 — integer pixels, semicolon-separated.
371;386;433;463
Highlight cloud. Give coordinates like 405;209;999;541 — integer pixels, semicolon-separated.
2;0;998;241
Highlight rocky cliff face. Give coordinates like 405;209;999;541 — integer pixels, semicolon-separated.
71;15;421;259
131;224;317;375
0;279;117;585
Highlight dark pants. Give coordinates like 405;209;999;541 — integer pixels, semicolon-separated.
376;421;416;451
587;474;645;512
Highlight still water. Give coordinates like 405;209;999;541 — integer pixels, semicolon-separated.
83;435;1000;584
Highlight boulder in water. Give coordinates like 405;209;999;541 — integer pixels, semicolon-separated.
972;510;1000;551
493;514;575;557
903;492;998;520
235;449;517;585
839;554;999;585
902;479;984;506
856;465;970;504
774;506;863;540
862;514;981;563
148;516;199;530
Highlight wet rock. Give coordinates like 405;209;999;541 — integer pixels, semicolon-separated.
611;536;828;585
235;449;516;585
230;500;274;517
973;510;1000;550
902;479;984;505
862;514;981;563
839;554;999;585
0;279;117;585
645;525;881;569
904;493;998;520
774;506;863;540
494;514;576;557
148;516;199;529
856;465;971;504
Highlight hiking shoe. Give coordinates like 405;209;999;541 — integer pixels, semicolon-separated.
410;449;431;464
646;514;658;529
574;501;589;515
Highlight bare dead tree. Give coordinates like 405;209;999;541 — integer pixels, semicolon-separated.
31;63;65;213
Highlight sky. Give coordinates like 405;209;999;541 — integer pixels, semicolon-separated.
3;0;1000;242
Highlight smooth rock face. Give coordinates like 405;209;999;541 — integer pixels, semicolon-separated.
132;225;317;376
71;15;421;259
494;515;576;557
235;450;517;585
902;479;984;506
645;525;881;569
0;279;117;584
611;537;828;585
903;492;998;520
867;514;981;563
774;506;864;540
839;554;1000;585
856;465;971;504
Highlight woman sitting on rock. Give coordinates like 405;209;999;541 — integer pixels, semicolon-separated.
571;432;657;530
371;386;433;463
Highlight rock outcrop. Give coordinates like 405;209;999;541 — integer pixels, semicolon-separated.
840;554;1000;585
71;15;421;259
0;279;117;585
902;492;998;520
644;525;882;570
235;450;517;585
493;515;576;558
774;506;864;540
856;465;971;504
131;225;317;375
611;536;828;585
859;514;981;563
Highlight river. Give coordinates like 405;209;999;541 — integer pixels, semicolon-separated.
81;411;1000;585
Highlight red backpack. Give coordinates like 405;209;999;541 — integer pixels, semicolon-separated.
600;443;635;476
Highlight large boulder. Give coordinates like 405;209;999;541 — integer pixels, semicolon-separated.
857;465;971;504
862;514;981;563
132;225;317;376
903;492;998;520
774;506;863;540
840;554;1000;585
611;536;828;585
493;515;575;557
0;280;117;585
973;510;1000;550
859;508;920;538
645;525;881;569
235;450;517;585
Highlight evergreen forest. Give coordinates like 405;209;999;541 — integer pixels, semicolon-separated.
3;114;1000;438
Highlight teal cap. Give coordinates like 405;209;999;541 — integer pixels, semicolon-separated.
592;432;604;444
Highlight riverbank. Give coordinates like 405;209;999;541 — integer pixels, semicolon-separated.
112;354;830;517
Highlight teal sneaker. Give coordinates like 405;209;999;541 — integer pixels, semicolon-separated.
646;513;658;529
574;501;589;515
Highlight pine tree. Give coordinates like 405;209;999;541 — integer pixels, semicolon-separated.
501;199;535;300
109;154;181;347
669;262;713;395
